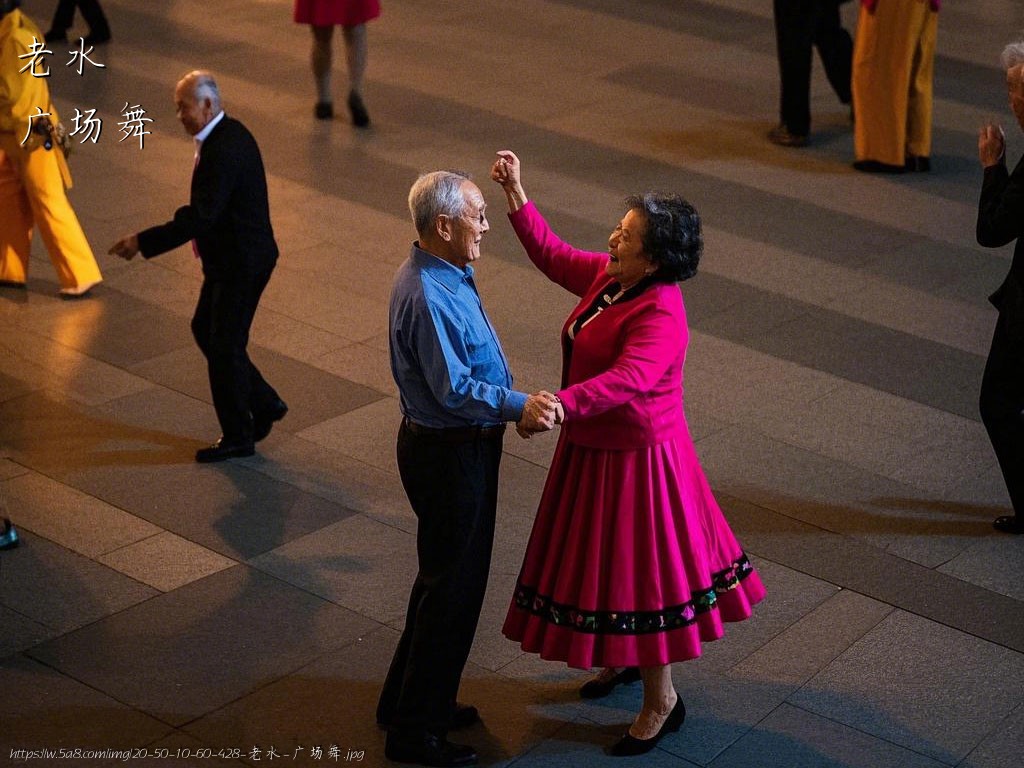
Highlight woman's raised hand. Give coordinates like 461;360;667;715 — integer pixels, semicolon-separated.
491;150;528;212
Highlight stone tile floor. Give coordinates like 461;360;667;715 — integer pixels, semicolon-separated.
1;1;1023;766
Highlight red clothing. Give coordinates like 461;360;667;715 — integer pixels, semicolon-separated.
502;203;765;668
509;201;688;450
293;0;380;27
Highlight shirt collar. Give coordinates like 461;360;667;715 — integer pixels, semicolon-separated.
194;110;226;146
411;242;474;293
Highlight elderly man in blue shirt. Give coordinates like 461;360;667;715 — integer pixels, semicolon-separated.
378;170;557;767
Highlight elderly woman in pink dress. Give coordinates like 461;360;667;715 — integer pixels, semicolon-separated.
492;151;766;756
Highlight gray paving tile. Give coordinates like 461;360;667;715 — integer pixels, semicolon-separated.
0;605;56;660
507;719;701;768
707;703;947;768
694;557;841;673
97;531;236;593
937;536;1024;602
721;493;1024;653
3;471;162;559
27;565;379;727
0;530;157;633
791;610;1024;764
0;390;199;481
297;398;401;475
730;590;892;689
56;458;360;560
250;513;417;625
959;703;1024;768
0;654;173;755
182;623;397;767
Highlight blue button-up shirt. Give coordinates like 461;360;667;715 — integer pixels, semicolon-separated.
389;244;527;428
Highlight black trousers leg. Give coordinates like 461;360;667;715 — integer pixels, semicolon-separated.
191;270;278;441
980;315;1024;516
378;423;502;735
814;1;853;105
774;0;816;136
78;0;111;37
50;0;77;33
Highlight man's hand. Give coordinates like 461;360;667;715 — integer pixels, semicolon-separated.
979;122;1006;168
517;390;559;438
109;234;140;261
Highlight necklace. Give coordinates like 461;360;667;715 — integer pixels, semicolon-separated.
573;286;629;337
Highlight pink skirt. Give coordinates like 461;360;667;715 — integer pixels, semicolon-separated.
503;432;766;669
293;0;381;27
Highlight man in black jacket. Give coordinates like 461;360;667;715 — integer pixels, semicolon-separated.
110;71;287;463
976;42;1024;533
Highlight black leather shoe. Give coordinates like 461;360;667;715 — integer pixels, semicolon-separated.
195;437;255;463
0;518;19;551
580;667;641;699
253;399;288;442
44;29;68;44
607;697;686;757
993;515;1024;534
314;101;333;120
377;702;479;731
83;30;111;46
384;731;477;767
905;155;931;173
767;123;808;148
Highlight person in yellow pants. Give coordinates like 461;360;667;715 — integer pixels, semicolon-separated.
0;0;101;296
852;0;939;174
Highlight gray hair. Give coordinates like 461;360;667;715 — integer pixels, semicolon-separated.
182;70;222;111
408;170;471;236
1001;40;1024;70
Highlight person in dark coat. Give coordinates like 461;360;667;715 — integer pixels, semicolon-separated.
109;71;287;463
976;40;1024;533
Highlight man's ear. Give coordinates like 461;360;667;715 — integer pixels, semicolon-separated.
436;214;453;242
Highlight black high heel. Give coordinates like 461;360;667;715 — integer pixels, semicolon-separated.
607;697;686;757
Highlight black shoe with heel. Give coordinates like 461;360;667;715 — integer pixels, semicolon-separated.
347;91;370;128
607;697;686;757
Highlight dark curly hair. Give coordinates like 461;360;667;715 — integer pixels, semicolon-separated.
624;193;702;283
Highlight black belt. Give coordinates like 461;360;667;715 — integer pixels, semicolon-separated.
402;417;506;442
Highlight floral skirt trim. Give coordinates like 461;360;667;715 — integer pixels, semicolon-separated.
511;553;755;636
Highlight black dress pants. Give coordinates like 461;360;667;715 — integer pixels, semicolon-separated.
50;0;111;36
191;269;279;442
377;421;504;735
980;312;1024;517
773;0;852;136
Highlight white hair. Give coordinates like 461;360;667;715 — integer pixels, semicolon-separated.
182;70;222;111
408;170;471;237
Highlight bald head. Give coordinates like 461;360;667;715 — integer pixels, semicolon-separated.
174;70;221;136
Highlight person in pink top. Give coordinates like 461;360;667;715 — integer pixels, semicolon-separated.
293;0;380;125
491;150;766;757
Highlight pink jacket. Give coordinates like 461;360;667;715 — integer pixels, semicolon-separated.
509;202;689;450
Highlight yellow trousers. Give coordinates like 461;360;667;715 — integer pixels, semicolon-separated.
0;136;101;291
852;0;938;166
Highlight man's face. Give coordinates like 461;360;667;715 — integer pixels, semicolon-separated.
174;79;213;136
1008;65;1024;132
445;181;489;269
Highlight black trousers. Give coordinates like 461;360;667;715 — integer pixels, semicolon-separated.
377;421;504;735
773;0;852;136
50;0;110;35
191;270;279;442
980;312;1024;517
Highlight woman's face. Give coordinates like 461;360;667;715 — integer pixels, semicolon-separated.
607;208;654;288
